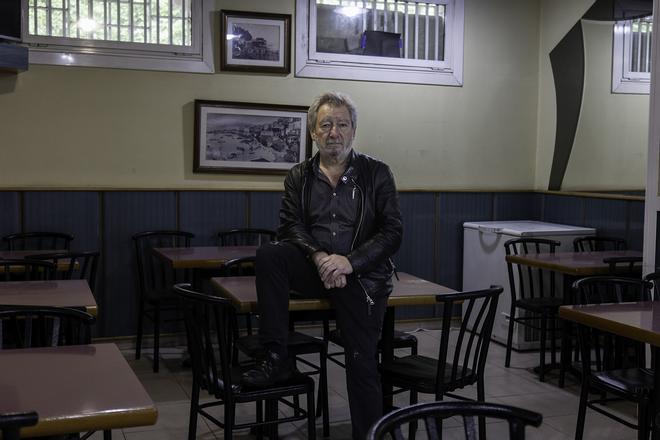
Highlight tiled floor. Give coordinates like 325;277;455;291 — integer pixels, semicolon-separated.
104;322;641;439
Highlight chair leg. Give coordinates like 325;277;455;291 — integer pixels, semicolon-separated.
575;378;589;440
225;400;235;440
317;349;330;437
408;390;419;439
539;316;547;382
550;315;557;367
505;307;516;368
103;429;111;440
478;378;487;440
637;399;650;440
307;388;317;440
188;380;200;440
153;307;160;373
135;302;144;360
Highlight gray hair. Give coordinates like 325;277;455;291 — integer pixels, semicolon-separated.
307;91;358;131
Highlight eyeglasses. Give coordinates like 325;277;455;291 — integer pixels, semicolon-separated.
317;120;353;133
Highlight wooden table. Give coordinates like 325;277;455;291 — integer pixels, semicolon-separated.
0;249;74;272
505;250;642;277
0;343;157;438
153;245;258;270
0;279;98;316
559;301;660;440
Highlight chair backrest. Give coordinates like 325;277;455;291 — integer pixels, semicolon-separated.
603;256;643;277
132;231;194;297
0;259;56;281
572;276;652;305
0;411;38;440
25;251;100;292
366;401;542;440
573;236;627;252
504;238;560;302
0;305;95;348
434;286;502;397
220;256;257;277
2;232;74;251
173;283;235;400
643;271;660;300
218;228;276;246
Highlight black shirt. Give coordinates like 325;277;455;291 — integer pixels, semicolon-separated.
308;157;358;255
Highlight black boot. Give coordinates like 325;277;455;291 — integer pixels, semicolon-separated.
241;350;295;388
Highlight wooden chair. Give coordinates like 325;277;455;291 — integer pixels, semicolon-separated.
218;228;277;246
367;401;542;440
572;276;653;440
573;236;627;252
132;230;193;372
0;259;56;281
2;232;74;251
504;237;562;381
380;286;503;439
174;283;316;440
26;251;100;292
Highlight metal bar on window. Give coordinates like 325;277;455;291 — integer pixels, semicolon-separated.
169;0;173;44
434;2;439;60
393;0;398;33
156;0;160;43
181;0;185;45
403;1;408;58
414;2;419;59
384;0;388;32
362;0;367;33
116;0;120;41
645;22;651;72
636;20;642;72
76;0;81;38
88;0;94;38
372;0;377;31
129;0;133;42
424;3;429;60
46;0;52;35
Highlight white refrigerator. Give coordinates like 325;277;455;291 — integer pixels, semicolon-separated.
462;220;596;350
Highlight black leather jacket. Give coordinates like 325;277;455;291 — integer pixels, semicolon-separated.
278;150;403;300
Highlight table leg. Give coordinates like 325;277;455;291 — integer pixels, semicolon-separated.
559;274;579;388
381;306;395;410
653;346;660;440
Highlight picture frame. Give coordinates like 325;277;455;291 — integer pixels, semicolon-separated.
194;100;312;174
220;10;291;74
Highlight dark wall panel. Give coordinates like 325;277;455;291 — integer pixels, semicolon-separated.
437;193;494;290
583;197;628;239
395;192;436;281
493;193;538;220
628;200;644;251
23;191;100;251
542;194;585;226
179;192;247;245
249;192;282;231
102;192;177;337
0;192;20;248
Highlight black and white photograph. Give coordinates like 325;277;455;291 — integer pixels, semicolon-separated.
194;100;311;174
220;10;291;74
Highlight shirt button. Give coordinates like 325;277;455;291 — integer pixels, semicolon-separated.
332;232;336;236
333;192;337;197
332;213;336;218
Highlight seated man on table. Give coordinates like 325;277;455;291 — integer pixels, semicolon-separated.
241;90;403;439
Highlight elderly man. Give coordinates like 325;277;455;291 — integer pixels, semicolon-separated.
242;91;403;438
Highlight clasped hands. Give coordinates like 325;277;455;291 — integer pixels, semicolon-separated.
312;251;353;289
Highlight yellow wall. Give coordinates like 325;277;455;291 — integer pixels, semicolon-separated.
0;0;540;190
535;0;649;191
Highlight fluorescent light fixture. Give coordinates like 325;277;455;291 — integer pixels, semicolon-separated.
337;6;363;18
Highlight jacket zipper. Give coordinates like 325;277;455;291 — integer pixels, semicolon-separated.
349;177;374;311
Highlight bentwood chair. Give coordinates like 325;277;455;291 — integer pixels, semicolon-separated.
223;256;330;437
26;251;100;292
367;401;542;440
380;286;502;440
603;255;643;277
572;276;653;440
0;411;38;440
0;305;95;348
174;283;316;440
643;271;660;300
0;259;56;281
573;236;627;252
217;228;277;247
2;232;74;251
504;237;562;382
132;230;194;372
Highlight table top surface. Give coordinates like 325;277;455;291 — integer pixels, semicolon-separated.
505;250;642;276
559;301;660;347
153;245;258;269
0;250;65;259
211;272;457;313
0;343;157;437
0;279;97;316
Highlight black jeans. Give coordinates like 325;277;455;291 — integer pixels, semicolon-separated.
256;241;388;440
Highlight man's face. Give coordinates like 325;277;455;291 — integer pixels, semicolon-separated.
311;104;356;161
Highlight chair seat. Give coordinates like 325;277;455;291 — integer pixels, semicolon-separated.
204;365;313;399
237;332;326;357
515;296;563;313
328;328;417;350
380;355;477;394
593;368;654;398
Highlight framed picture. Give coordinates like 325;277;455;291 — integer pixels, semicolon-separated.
220;10;291;74
194;100;312;174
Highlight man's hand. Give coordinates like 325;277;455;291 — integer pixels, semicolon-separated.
318;254;353;283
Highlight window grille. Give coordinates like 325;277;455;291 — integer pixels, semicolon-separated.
628;16;653;74
27;0;192;47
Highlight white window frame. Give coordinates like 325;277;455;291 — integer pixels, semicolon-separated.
295;0;464;86
612;19;651;94
22;0;214;73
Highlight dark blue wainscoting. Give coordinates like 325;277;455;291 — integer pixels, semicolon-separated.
0;190;644;338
